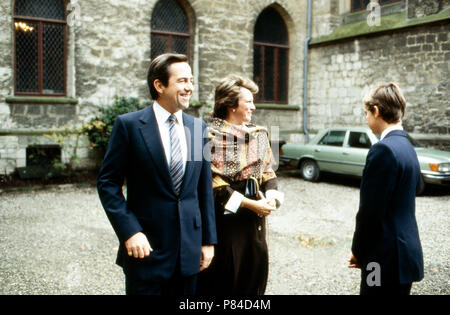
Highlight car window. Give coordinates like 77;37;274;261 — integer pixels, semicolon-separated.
348;132;371;149
319;130;346;147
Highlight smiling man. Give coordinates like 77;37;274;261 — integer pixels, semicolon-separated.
97;53;217;295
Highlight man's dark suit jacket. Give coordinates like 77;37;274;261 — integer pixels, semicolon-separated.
97;105;217;282
352;130;424;285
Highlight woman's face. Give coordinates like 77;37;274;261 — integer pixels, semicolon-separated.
231;87;255;125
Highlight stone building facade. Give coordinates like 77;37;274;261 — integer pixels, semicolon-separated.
0;0;449;175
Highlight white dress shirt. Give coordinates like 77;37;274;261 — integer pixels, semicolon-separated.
153;102;188;176
380;124;403;140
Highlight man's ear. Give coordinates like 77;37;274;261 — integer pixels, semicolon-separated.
372;105;380;118
153;79;165;95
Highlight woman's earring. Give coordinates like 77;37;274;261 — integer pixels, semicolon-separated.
232;109;236;112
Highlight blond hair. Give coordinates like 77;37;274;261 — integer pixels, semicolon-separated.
364;82;406;123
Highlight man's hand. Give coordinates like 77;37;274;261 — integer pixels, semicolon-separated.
348;253;361;269
200;245;214;271
125;232;153;259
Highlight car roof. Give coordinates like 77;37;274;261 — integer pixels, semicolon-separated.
321;126;372;133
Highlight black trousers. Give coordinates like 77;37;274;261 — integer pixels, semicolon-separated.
360;280;412;296
125;256;197;296
125;273;197;296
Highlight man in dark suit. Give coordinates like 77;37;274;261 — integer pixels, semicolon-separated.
349;82;424;295
97;53;217;295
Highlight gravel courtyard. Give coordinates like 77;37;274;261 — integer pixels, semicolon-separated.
1;170;449;295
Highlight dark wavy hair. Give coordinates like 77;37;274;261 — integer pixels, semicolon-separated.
147;53;189;100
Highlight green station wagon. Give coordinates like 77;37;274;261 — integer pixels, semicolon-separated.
280;127;450;194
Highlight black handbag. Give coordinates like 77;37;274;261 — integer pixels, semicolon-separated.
244;176;259;200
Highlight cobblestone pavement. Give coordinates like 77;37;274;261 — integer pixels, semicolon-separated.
0;170;449;295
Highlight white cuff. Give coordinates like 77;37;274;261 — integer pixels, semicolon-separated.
265;190;284;208
224;191;245;214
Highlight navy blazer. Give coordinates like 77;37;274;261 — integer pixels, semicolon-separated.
97;105;217;281
352;130;424;285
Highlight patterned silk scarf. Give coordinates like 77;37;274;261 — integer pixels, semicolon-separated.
208;118;277;190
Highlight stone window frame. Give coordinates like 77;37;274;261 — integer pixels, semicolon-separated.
253;6;290;105
350;0;401;13
13;0;67;97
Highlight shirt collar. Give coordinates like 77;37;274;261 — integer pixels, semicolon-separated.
380;124;403;140
153;101;183;126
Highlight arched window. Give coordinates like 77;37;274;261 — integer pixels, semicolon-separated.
151;0;190;59
253;7;289;104
14;0;66;95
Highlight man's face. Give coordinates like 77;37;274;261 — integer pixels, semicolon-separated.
157;62;193;113
365;106;381;134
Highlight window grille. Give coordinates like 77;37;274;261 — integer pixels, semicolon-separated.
253;7;289;104
151;0;190;59
14;0;66;96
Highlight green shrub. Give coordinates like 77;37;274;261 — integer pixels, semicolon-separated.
84;97;150;151
84;97;209;152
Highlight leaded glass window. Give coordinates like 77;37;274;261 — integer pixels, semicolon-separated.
151;0;190;59
253;7;289;104
14;0;66;95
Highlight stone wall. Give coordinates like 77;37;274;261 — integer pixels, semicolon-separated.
308;21;450;149
0;0;309;126
8;102;77;128
407;0;450;18
74;0;152;123
312;0;341;38
1;0;449;175
191;0;305;133
0;0;153;175
0;0;14;129
0;0;308;175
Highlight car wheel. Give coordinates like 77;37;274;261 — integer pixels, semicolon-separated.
300;159;320;182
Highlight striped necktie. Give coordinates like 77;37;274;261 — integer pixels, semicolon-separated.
168;114;183;195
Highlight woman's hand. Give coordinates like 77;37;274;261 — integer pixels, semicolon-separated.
241;191;276;217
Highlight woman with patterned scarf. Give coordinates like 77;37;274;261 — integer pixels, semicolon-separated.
197;75;283;295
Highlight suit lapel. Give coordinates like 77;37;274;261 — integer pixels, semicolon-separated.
139;105;175;193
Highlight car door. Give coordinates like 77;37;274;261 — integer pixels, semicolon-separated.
341;131;372;176
313;130;348;173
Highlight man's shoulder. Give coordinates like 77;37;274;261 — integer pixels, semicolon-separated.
369;141;396;161
372;140;392;150
118;107;150;123
381;131;413;151
373;135;414;163
182;111;207;127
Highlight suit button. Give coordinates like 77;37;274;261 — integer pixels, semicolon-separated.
258;225;262;231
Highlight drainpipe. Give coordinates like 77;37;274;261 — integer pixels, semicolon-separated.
303;0;312;143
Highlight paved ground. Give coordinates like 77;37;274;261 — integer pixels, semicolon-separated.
0;170;449;295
